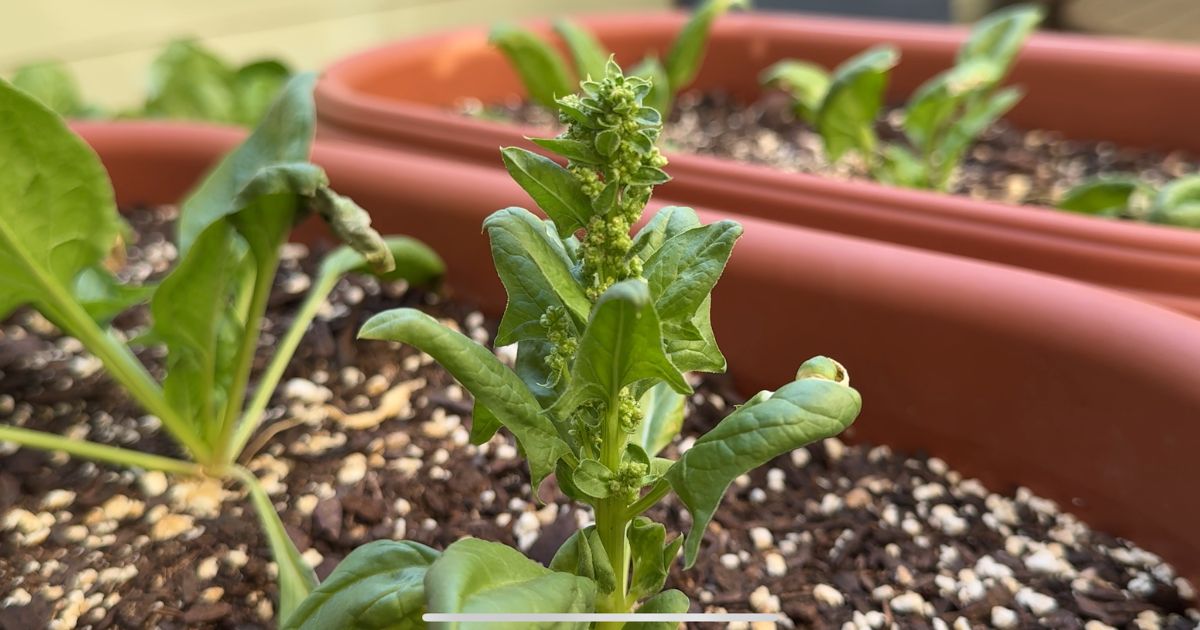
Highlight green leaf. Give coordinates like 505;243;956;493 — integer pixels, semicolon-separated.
551;280;691;419
553;19;609;82
515;339;562;407
318;236;445;287
877;144;928;188
664;295;725;374
484;207;591;345
638;382;686;456
1152;176;1200;227
643;220;742;327
1058;179;1142;215
817;45;898;162
627;517;678;601
500;147;594;238
312;187;395;274
178;72;317;254
143;40;238;123
282;540;439;630
359;309;571;489
151;220;240;439
959;4;1043;70
930;86;1022;189
424;538;596;626
531;137;603;165
549;526;616;595
490;23;575;109
903;59;1001;153
1154;176;1200;213
233;59;291;126
625;590;690;629
664;0;750;92
240;471;318;621
469;402;503;445
11;61;93;118
666;362;862;566
229;162;326;262
72;267;155;326
0;77;122;320
571;459;615;498
631;207;702;263
760;60;830;122
630;56;671;121
1155;203;1200;229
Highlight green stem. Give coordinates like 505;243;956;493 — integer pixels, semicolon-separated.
231;466;317;619
214;254;278;466
227;268;338;463
0;425;203;476
626;478;671;519
595;398;630;621
0;221;208;462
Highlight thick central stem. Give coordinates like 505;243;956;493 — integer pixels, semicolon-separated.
596;396;629;619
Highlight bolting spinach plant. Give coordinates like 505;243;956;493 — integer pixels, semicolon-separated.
490;0;749;118
10;39;293;125
0;73;442;620
1057;174;1200;228
283;60;861;628
761;4;1042;191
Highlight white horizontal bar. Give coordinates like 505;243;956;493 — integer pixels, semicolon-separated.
422;613;782;622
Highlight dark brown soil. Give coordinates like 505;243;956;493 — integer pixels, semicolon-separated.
469;91;1200;211
0;209;1196;629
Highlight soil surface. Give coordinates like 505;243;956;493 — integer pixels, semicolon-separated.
1;208;1197;629
470;91;1200;212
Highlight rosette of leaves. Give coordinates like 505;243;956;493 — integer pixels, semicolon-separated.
761;4;1043;191
490;0;749;117
1058;175;1200;228
285;60;860;628
0;73;442;621
9;39;292;125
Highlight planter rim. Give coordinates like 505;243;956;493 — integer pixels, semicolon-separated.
74;119;1200;583
314;10;1200;316
317;11;1200;252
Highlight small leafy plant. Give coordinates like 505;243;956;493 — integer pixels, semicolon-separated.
284;60;861;627
0;74;442;620
1057;175;1200;228
490;0;749;118
761;5;1042;191
10;39;293;125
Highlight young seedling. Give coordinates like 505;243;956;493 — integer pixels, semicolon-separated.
761;4;1043;191
0;74;442;620
490;0;749;118
283;60;861;627
1058;175;1200;227
9;39;292;125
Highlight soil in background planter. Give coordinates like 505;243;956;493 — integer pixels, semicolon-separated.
469;92;1200;214
0;209;1197;629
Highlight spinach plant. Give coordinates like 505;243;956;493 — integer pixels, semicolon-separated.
284;60;861;628
1058;175;1200;228
490;0;748;118
10;39;292;125
761;4;1042;191
0;73;442;621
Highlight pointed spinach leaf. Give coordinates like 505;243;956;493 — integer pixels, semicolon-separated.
359;309;571;488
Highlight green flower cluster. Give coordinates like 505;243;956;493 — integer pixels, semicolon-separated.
555;60;671;301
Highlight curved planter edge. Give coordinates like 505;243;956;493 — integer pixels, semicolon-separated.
76;120;1200;582
314;11;1200;316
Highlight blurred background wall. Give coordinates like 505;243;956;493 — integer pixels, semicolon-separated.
2;0;1195;109
0;0;670;109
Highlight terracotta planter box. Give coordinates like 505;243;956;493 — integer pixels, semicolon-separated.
314;12;1200;316
77;120;1200;581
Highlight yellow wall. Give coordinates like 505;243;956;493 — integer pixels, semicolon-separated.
0;0;669;108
